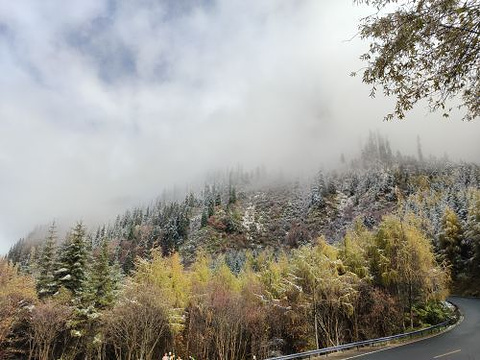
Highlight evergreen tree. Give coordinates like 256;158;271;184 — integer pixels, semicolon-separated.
25;245;37;275
228;184;237;205
177;206;190;239
201;209;208;228
122;250;136;274
162;219;181;255
215;192;221;206
187;192;196;207
207;199;215;218
85;238;118;309
417;135;424;163
310;171;326;209
55;222;88;296
36;222;58;298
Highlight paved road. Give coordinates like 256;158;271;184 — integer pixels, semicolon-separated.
347;297;480;360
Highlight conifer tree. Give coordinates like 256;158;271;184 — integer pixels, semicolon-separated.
215;192;221;207
207;199;214;218
417;136;424;163
228;184;237;205
85;238;119;310
122;250;135;274
55;222;88;296
201;209;208;228
310;171;326;209
36;222;58;298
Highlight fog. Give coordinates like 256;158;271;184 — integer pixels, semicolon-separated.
0;0;479;254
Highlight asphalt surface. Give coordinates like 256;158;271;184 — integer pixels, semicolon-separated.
344;297;480;360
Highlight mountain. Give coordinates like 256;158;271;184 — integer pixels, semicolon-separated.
3;133;480;360
8;133;480;291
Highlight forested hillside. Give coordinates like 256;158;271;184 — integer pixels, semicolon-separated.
2;134;479;359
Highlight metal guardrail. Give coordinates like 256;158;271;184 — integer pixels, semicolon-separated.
265;304;459;360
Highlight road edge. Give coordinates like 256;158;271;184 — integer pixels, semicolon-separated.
334;301;463;360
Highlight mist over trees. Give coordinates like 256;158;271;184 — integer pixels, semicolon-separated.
2;136;479;359
1;0;478;358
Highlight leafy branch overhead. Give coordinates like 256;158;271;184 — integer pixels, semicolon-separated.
354;0;479;120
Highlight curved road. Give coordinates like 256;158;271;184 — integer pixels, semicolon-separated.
349;297;480;360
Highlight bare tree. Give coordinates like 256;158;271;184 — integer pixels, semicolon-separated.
28;301;71;360
104;285;171;360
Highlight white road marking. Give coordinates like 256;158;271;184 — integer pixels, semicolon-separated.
339;347;395;359
433;349;461;358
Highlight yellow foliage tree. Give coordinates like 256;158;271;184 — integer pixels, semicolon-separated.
134;251;191;334
339;220;374;279
439;207;464;278
290;238;359;349
0;259;37;357
374;215;449;329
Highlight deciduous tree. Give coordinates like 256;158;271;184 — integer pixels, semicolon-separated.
28;301;71;360
374;215;448;329
0;259;36;358
355;0;479;120
104;285;171;360
439;207;464;278
466;191;480;276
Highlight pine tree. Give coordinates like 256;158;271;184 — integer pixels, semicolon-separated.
310;171;326;209
228;184;237;205
55;222;88;296
85;238;118;309
207;199;215;218
36;222;59;298
417;135;424;163
201;209;208;228
122;250;135;274
215;192;221;206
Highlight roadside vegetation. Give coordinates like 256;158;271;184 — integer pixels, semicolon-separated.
0;214;451;360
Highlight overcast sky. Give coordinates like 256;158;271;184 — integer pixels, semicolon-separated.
0;0;479;254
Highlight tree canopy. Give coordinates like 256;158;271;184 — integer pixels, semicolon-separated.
355;0;479;121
